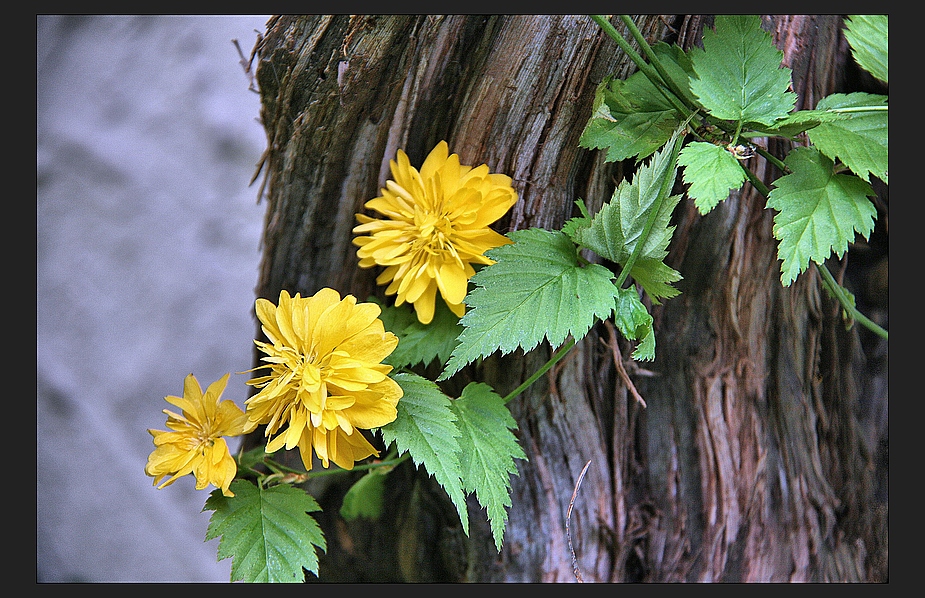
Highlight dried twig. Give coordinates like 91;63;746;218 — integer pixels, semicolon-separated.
232;38;258;93
601;320;647;408
566;459;592;583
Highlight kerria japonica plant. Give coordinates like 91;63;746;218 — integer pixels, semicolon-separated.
145;14;887;582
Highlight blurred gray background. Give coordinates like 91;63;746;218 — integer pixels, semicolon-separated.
37;15;272;582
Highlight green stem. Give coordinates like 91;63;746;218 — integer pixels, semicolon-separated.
503;337;576;404
307;454;411;478
816;262;888;339
590;16;648;77
741;164;771;197
618;15;694;118
830;105;888;114
754;146;787;173
615;125;688;289
262;457;303;475
591;15;691;119
259;453;411;485
731;121;743;146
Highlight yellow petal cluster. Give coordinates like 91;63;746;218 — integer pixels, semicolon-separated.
353;141;519;324
145;373;252;497
245;288;402;471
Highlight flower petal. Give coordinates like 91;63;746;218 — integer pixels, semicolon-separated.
436;261;469;305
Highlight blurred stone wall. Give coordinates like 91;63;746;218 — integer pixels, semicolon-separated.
37;15;271;582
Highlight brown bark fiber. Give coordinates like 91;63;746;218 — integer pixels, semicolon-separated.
247;15;887;582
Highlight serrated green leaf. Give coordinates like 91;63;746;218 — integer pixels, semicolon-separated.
378;299;462;369
626;258;682;304
808;92;888;184
767;147;877;286
340;468;389;521
439;228;619;380
450;383;527;551
690;15;796;126
678;141;747;214
380;372;469;533
203;479;326;582
844;15;888;84
569;132;683;303
579;68;682;162
613;287;655;361
561;200;593;239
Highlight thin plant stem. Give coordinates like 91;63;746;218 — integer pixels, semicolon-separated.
754;146;787;173
741;162;771;197
830;105;887;114
732;120;743;146
503;337;576;404
591;15;691;119
619;15;695;117
261;453;411;484
262;457;304;476
816;261;888;339
615;123;689;289
304;454;411;478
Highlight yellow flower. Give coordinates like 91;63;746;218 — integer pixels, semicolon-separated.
245;288;402;471
145;373;251;497
353;140;519;324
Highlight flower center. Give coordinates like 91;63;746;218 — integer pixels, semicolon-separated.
415;211;457;258
296;353;331;415
191;423;215;449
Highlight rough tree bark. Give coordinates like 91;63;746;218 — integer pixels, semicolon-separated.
245;15;887;582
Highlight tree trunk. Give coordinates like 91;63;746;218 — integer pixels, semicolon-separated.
246;14;887;582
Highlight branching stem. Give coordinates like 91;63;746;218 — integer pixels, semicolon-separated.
591;15;691;119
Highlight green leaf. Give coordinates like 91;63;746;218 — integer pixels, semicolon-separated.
380;372;469;533
450;383;527;552
373;295;416;336
678;141;747;214
690;15;796;126
439;228;619;380
203;479;326;582
579;63;684;162
340;468;389;521
613;287;656;361
626;259;683;305
844;15;888;84
561;200;593;239
767;147;877;286
808;92;888;184
569;133;683;303
378;298;462;369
